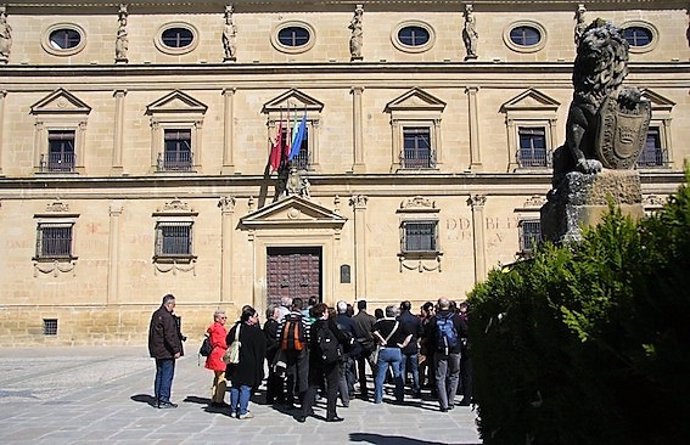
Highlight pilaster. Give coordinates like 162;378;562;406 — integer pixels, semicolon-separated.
107;201;124;305
219;196;236;302
111;90;126;175
351;86;365;173
221;88;236;174
469;194;487;283
466;86;482;170
350;195;368;300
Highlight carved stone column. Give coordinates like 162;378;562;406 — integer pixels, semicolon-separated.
111;90;126;175
75;121;87;174
221;88;236;174
466;86;482;170
0;91;5;176
469;194;487;283
107;201;124;304
219;196;236;302
350;195;368;300
351;86;365;173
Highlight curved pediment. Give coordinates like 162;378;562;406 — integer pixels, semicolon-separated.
240;196;346;230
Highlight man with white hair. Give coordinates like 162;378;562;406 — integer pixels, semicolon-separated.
276;296;292;320
424;297;466;412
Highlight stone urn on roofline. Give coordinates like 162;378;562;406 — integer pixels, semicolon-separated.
540;19;651;243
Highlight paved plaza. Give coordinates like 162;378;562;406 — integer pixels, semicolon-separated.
0;346;481;444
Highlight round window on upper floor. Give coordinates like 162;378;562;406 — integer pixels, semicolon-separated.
41;23;87;56
154;22;199;55
504;21;547;53
391;21;436;53
621;21;658;54
271;21;316;54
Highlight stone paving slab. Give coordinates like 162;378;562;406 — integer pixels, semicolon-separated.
0;347;481;444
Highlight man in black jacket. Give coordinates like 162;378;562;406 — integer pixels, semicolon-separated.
148;294;183;408
351;300;376;399
398;300;423;397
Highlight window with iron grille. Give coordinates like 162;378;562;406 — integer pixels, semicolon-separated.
43;319;58;336
519;219;541;253
637;127;666;168
281;126;310;170
36;223;74;259
402;127;434;169
155;222;193;258
161;129;193;171
402;220;438;253
43;130;75;172
518;127;548;168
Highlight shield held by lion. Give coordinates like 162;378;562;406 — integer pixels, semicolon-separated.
594;95;651;170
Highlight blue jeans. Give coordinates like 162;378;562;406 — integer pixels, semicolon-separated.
400;352;420;393
374;347;403;404
154;358;175;403
230;383;251;416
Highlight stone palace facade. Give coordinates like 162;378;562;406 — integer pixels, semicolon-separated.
0;0;687;345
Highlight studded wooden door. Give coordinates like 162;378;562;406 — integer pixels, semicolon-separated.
266;247;322;307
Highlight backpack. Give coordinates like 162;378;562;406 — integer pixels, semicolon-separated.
199;335;212;357
435;313;458;354
317;325;342;364
280;315;305;352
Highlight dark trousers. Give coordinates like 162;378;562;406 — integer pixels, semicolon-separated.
302;362;339;419
356;349;371;396
460;352;473;401
266;359;285;404
154;358;175;403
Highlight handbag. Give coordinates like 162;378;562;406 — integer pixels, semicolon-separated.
371;321;399;364
223;323;242;365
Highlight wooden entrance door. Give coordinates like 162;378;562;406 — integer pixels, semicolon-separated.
266;247;322;307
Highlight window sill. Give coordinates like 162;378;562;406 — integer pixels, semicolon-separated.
153;255;197;264
398;251;442;259
396;167;440;174
398;252;443;272
33;256;78;263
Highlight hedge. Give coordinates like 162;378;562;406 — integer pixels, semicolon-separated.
468;171;690;444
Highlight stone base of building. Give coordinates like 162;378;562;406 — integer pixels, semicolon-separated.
0;305;227;347
540;169;645;243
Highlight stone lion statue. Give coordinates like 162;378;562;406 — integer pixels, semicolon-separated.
552;19;650;186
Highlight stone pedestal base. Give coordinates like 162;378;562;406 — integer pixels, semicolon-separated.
540;169;644;243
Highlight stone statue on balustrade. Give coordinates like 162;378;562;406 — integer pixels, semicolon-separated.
0;7;12;63
349;5;363;61
541;19;651;243
223;5;237;62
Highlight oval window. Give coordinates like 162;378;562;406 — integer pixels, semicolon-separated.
623;26;653;47
49;29;81;50
278;26;310;47
510;26;541;46
161;27;194;48
398;26;430;47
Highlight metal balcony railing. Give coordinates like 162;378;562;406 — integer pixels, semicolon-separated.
40;153;75;173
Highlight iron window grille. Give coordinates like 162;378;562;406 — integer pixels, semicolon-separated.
41;130;76;173
518;127;548;168
402;127;435;169
401;220;438;253
519;219;542;254
159;129;193;171
155;222;193;259
637;127;667;168
36;224;74;259
43;319;58;336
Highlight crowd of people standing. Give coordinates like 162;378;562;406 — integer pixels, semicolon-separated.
148;293;473;422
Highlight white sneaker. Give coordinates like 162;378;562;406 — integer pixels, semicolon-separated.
238;411;254;419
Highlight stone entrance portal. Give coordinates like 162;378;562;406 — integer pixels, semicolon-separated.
266;246;322;307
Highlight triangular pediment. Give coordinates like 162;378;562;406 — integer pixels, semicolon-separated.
501;88;560;113
385;88;446;113
262;89;324;114
30;89;91;115
241;196;346;230
146;90;208;115
640;89;676;112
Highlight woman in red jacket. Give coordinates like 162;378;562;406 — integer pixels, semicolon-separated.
205;310;228;407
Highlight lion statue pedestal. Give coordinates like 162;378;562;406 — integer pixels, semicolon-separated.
540;19;649;244
541;170;645;243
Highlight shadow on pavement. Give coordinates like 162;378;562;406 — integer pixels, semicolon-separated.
130;394;156;407
350;433;478;445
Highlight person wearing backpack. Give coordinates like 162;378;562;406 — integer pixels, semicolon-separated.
295;303;349;423
204;310;229;408
276;297;311;408
424;297;467;412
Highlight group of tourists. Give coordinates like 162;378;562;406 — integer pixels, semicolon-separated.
147;293;472;423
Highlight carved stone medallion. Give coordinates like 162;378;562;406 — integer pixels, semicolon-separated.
595;94;651;169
